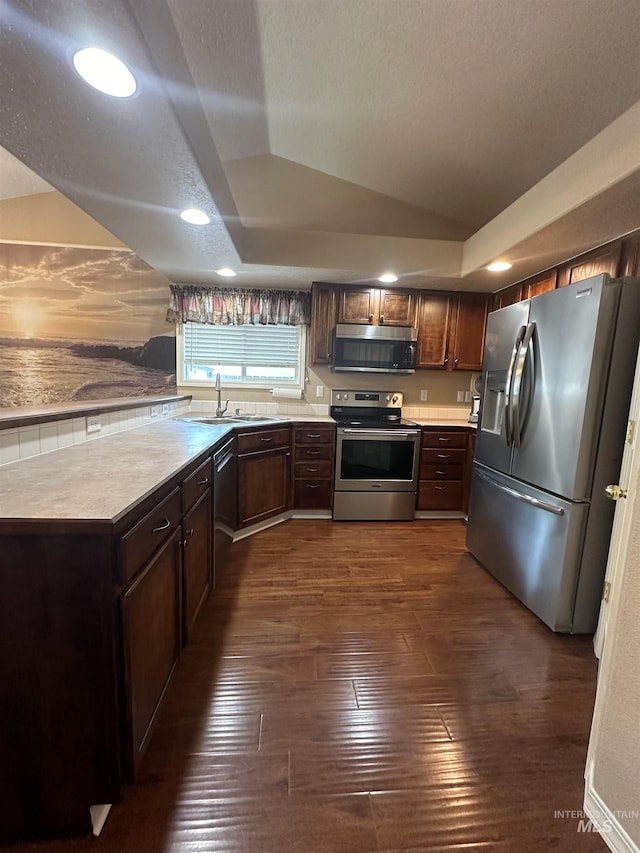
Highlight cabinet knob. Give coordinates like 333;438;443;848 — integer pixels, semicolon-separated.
197;477;209;486
368;313;374;323
379;314;384;325
444;357;449;364
454;358;459;366
152;518;171;534
186;528;195;538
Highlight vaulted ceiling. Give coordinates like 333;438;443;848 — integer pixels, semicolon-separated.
1;0;640;292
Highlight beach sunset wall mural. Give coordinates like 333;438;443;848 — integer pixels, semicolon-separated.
0;243;176;407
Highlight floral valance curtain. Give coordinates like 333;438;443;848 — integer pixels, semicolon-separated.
166;285;310;326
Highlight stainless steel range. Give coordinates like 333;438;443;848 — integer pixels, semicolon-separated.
331;390;421;521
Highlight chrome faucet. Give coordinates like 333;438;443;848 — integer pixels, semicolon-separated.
215;373;228;418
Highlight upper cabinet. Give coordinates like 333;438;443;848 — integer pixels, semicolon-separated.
523;270;557;299
557;242;622;288
338;286;416;327
417;291;488;371
309;282;337;365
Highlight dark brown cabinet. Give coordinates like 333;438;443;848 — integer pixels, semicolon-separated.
417;291;488;371
338;286;416;326
182;490;212;640
292;424;335;510
522;270;557;300
557;242;621;288
309;282;337;364
237;426;291;527
181;458;212;638
121;526;182;775
417;428;473;511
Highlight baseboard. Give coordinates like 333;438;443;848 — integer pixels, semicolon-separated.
584;769;640;853
232;512;293;541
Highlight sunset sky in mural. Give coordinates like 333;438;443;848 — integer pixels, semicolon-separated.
0;244;173;343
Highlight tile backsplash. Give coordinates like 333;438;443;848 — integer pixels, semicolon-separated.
0;399;190;466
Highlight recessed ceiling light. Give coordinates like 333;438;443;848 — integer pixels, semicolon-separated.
179;208;211;225
487;261;512;272
72;48;137;98
378;273;398;283
216;268;237;277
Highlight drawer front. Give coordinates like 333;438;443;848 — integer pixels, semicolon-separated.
421;431;468;449
237;427;291;454
294;426;335;445
121;488;181;585
294;460;333;479
420;463;464;480
293;479;333;509
182;457;212;513
417;481;464;511
294;444;333;462
421;448;467;465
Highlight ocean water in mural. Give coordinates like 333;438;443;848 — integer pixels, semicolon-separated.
0;243;177;407
0;337;176;407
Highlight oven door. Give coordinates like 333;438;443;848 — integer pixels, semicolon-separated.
335;428;420;492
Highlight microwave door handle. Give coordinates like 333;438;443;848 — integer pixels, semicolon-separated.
510;322;535;449
504;325;526;447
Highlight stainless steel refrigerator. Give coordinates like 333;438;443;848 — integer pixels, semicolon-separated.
466;273;640;633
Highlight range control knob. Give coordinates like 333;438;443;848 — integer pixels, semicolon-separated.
392;394;399;404
386;395;391;402
343;393;349;400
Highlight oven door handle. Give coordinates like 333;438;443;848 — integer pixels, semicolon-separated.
340;429;420;437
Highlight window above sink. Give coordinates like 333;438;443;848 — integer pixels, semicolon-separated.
177;324;305;391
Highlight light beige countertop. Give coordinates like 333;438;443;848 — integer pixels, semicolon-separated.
410;418;477;429
0;414;333;529
0;418;233;528
0;412;472;530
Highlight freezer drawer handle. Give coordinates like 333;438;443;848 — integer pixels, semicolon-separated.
475;470;564;516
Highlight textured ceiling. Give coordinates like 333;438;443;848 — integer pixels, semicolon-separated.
1;0;640;292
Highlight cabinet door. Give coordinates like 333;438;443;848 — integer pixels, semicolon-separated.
182;489;212;640
492;283;522;311
309;282;337;364
557;241;621;287
378;289;415;326
338;287;379;324
237;447;290;527
523;270;556;300
450;293;489;371
416;292;453;368
121;527;182;777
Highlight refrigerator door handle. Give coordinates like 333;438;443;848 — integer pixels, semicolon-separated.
504;325;526;447
475;469;565;515
511;322;536;448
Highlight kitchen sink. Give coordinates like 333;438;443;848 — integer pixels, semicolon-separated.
192;414;276;425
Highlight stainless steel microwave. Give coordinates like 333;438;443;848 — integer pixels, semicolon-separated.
333;324;418;373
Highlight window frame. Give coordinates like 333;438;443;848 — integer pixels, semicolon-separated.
175;322;307;391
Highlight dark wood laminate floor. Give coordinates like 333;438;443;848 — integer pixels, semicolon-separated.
11;520;606;852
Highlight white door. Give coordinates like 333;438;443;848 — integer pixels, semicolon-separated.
593;342;640;658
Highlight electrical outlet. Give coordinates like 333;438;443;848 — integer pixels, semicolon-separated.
162;404;169;415
86;416;101;435
456;391;465;402
150;405;159;417
464;391;472;403
420;390;429;401
316;385;324;398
